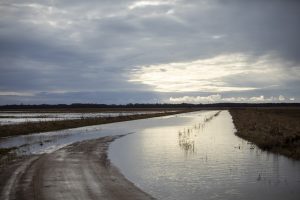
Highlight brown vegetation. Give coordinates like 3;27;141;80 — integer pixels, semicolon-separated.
230;108;300;160
0;147;16;156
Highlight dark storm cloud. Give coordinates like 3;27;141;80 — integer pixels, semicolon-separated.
0;0;299;104
219;0;300;63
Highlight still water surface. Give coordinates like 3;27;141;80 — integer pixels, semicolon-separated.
0;111;164;125
0;112;186;154
109;111;300;200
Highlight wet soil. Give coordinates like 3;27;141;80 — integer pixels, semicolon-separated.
0;135;154;200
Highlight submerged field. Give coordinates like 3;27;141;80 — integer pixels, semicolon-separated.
230;108;300;160
0;109;186;139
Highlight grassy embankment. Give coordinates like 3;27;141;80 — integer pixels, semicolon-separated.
0;110;189;139
230;108;300;160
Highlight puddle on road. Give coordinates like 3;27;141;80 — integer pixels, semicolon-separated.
109;111;300;200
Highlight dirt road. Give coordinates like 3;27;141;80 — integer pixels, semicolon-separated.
0;136;154;200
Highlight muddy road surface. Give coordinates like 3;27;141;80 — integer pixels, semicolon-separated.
0;136;154;200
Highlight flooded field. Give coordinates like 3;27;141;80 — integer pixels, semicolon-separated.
1;110;299;200
109;111;300;200
0;111;165;125
0;112;184;155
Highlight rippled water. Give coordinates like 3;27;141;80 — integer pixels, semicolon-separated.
109;111;300;200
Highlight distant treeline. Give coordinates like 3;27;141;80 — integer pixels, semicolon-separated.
0;103;300;109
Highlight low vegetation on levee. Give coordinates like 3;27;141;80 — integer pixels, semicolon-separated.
230;108;300;160
0;110;187;139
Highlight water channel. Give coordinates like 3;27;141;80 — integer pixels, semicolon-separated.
109;111;300;200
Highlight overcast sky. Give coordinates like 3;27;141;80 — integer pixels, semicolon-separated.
0;0;299;104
